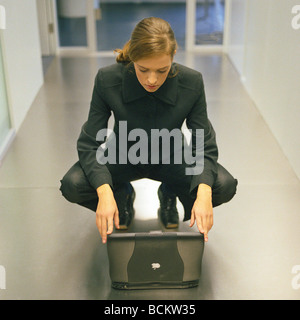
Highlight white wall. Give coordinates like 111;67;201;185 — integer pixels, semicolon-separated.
224;0;247;75
226;0;300;180
0;0;43;131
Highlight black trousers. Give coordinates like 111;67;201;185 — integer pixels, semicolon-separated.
60;161;237;221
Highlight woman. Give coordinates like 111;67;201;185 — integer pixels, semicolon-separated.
60;17;238;244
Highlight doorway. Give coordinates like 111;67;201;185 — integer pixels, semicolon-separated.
36;0;57;74
195;0;225;45
54;0;226;54
96;1;187;51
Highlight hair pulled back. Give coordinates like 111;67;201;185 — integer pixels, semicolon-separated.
114;17;177;63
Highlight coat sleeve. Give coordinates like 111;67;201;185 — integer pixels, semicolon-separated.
77;70;113;190
185;73;218;194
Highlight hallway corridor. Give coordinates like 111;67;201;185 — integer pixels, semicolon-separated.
0;51;299;300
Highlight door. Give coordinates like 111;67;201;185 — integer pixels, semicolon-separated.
95;0;187;52
55;0;89;48
186;0;226;50
95;0;225;52
195;0;225;45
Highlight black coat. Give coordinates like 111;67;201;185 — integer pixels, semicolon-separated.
77;62;218;195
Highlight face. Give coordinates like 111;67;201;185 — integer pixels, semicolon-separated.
133;54;173;92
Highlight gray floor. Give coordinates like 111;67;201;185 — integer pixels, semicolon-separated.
0;51;300;300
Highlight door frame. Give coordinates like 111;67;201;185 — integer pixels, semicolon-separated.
186;0;228;53
36;0;57;55
53;0;97;56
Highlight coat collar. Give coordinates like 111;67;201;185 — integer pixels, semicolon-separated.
122;63;178;106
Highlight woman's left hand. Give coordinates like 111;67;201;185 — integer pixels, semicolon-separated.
190;184;213;242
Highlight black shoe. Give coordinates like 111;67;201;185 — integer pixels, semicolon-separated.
157;185;179;229
118;189;135;230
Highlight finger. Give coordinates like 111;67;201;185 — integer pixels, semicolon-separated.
107;218;114;235
199;216;209;242
196;216;205;234
101;217;108;244
197;218;209;242
189;210;195;227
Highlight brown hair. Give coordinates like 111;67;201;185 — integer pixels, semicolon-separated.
114;17;177;63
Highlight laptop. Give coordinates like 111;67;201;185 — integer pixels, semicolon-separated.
107;231;205;290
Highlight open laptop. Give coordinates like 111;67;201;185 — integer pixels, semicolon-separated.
107;231;204;290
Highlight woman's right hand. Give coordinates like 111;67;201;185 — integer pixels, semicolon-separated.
96;184;119;244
